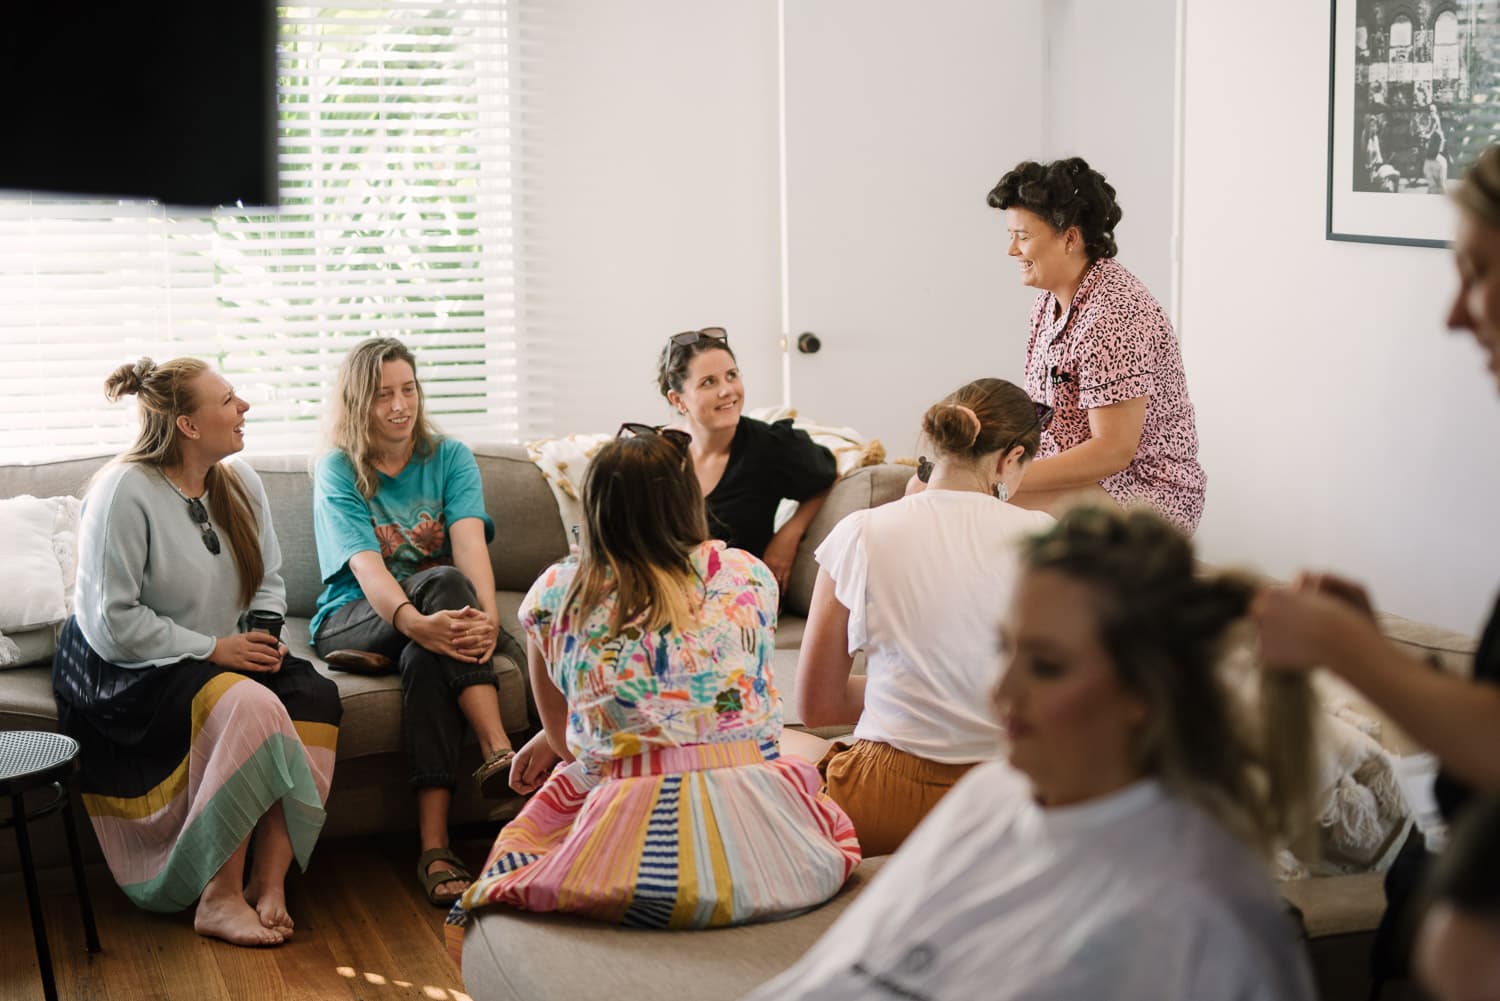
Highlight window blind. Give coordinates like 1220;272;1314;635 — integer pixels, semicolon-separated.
0;1;538;463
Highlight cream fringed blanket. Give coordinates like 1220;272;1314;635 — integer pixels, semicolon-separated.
525;433;612;538
743;406;887;475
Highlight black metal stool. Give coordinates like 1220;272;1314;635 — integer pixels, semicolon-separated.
0;730;101;1001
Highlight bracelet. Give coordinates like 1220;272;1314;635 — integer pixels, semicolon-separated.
390;600;415;634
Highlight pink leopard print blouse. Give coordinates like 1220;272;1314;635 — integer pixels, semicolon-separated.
1023;257;1206;533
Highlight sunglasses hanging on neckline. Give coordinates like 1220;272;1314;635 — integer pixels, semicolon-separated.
186;497;222;555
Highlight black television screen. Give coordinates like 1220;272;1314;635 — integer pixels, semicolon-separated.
2;0;277;208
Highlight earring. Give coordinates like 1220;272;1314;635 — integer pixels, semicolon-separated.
994;481;1010;503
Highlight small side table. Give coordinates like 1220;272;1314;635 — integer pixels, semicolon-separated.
0;730;101;1001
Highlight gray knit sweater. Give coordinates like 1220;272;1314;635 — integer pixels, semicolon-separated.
74;459;286;668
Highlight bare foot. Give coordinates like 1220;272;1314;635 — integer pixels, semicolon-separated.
427;858;470;902
244;881;295;936
195;888;285;947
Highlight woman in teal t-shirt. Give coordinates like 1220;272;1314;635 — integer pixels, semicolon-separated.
312;337;515;907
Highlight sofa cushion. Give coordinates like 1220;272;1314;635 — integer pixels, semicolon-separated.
245;454;322;619
1378;610;1477;677
1280;872;1387;937
0;666;62;732
282;616;533;761
460;856;888;1001
0;454;108;502
0;625;60;670
471;444;571;593
786;464;911;617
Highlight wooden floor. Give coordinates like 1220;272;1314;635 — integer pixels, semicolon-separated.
0;829;498;1001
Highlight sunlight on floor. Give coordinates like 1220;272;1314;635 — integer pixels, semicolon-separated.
333;965;471;1000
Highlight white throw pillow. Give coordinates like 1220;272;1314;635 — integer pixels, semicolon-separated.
0;494;74;631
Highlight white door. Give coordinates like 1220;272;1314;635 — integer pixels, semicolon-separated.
780;0;1049;457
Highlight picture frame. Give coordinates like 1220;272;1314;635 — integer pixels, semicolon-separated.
1325;0;1490;248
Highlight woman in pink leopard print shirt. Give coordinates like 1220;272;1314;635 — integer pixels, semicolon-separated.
987;158;1206;532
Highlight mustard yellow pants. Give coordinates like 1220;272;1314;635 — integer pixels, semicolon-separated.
818;739;977;856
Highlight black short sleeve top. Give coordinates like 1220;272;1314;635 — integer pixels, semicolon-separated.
1435;592;1500;820
704;417;838;558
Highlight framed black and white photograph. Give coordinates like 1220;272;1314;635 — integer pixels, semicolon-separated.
1327;0;1496;247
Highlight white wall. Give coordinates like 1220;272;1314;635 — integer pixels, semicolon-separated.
527;1;784;436
532;0;1053;457
1182;0;1500;633
1041;0;1177;307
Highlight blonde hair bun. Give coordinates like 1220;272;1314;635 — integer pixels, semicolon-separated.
104;357;156;402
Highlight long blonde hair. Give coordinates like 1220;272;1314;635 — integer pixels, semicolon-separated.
563;434;709;636
103;357;263;608
327;337;439;498
1021;506;1316;856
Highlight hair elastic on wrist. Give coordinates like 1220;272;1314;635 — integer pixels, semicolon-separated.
390;600;414;633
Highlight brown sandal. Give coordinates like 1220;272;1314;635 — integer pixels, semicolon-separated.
323;649;395;675
417;847;473;907
472;748;517;799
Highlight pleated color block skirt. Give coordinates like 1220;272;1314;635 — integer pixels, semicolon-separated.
446;737;862;964
51;617;341;912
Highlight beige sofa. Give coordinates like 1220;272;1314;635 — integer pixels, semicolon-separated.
0;447;1478;999
0;445;910;871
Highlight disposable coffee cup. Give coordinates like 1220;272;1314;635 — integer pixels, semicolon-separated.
247;609;284;642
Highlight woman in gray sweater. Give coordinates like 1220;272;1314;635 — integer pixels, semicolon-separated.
51;357;341;947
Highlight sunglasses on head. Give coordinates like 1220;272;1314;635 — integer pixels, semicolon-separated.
618;422;693;453
1022;400;1055;437
916;399;1055;483
667;327;728;349
187;497;222;555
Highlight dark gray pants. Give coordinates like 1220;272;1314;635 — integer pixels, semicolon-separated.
313;565;511;790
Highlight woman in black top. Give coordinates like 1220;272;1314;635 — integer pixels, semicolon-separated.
657;328;837;588
1253;144;1500;977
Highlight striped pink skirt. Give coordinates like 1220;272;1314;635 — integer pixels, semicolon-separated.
445;738;860;963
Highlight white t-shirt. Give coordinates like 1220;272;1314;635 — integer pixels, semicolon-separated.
814;490;1054;763
741;761;1316;1001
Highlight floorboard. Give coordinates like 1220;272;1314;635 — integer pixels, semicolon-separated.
0;831;491;1001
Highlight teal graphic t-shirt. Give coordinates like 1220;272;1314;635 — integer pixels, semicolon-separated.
310;438;494;639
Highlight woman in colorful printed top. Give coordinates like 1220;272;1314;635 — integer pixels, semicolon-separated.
446;428;859;960
311;337;514;907
987;157;1207;532
657;327;838;589
53;357;341;947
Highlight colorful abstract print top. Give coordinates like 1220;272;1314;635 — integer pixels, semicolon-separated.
520;541;782;774
309;437;494;638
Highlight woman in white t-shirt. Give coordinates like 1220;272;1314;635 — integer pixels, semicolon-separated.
744;507;1318;1001
797;377;1055;854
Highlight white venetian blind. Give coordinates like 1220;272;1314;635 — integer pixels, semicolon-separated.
0;1;538;463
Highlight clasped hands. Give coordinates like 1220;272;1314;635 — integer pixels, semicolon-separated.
399;604;499;664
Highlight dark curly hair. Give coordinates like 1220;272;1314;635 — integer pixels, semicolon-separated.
986;157;1123;261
